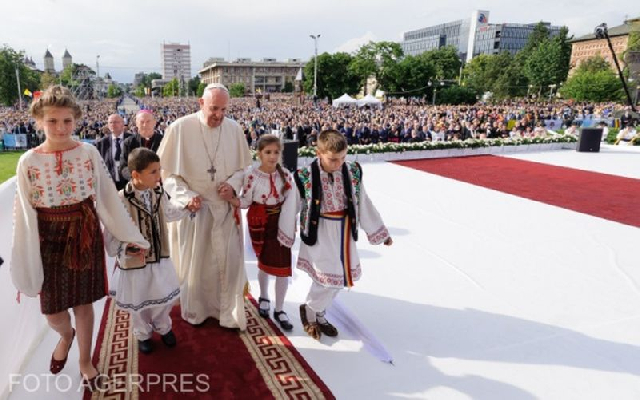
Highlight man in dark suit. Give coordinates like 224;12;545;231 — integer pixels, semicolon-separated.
121;110;163;181
95;114;131;190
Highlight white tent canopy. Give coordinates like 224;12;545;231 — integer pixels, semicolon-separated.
332;93;357;107
357;94;382;108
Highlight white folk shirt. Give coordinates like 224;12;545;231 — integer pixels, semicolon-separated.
238;166;298;248
11;142;149;297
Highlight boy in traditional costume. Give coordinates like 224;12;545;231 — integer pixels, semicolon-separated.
106;148;200;353
285;130;393;340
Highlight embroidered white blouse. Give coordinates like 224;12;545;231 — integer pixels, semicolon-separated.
11;142;149;297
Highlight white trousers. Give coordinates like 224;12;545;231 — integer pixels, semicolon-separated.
131;304;173;340
305;281;341;322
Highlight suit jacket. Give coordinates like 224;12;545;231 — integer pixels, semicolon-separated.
95;133;131;182
120;132;164;180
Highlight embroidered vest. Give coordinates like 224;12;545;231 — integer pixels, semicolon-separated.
294;159;362;246
119;183;170;269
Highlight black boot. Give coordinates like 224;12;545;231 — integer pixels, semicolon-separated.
299;304;321;340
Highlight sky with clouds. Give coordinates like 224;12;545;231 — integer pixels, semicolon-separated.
3;0;636;83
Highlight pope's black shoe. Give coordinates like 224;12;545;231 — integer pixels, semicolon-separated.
138;339;153;354
161;330;177;347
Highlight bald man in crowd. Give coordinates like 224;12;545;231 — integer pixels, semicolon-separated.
95;114;131;190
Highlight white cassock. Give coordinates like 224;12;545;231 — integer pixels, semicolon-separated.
158;111;252;329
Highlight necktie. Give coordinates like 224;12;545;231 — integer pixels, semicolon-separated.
115;137;121;161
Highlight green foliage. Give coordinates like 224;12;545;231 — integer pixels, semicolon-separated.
188;76;201;96
350;41;404;94
561;61;624;102
40;72;57;90
577;54;611;73
282;81;294;93
418;46;461;80
524;36;567;89
107;83;123;98
134;86;146;97
229;83;245;98
0;45;40;106
463;53;525;98
436;86;477;105
303;52;360;100
196;82;206;97
383;53;436;96
163;78;180;97
516;22;551;63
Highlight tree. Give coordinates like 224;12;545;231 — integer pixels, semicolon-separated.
524;38;565;91
516;22;551;64
576;54;611;73
40;72;57;90
350;41;403;94
561;56;624;102
0;45;40;106
419;46;462;80
436;86;477;105
229;83;245;98
163;78;180;97
107;83;123;98
188;76;201;96
134;86;146;98
462;54;493;94
282;81;294;93
383;54;436;97
196;82;206;97
303;52;360;100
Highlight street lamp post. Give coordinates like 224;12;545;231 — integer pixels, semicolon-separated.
96;55;101;100
595;23;636;111
428;80;444;106
310;34;320;99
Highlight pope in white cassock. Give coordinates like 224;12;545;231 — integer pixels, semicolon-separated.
158;84;252;330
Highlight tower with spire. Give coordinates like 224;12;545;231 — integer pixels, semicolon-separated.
44;50;55;74
62;49;72;70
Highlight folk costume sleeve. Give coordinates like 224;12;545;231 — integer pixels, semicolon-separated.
89;146;149;251
277;172;299;248
10;156;44;297
358;182;390;245
162;191;190;222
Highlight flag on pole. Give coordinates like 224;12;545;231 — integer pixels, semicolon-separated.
23;89;32;97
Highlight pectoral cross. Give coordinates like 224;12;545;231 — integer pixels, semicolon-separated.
207;165;216;181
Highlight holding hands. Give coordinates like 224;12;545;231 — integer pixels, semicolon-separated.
187;196;202;213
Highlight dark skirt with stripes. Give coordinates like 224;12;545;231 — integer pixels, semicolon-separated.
247;203;292;277
36;197;107;315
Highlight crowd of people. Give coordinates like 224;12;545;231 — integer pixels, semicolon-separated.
2;95;637;152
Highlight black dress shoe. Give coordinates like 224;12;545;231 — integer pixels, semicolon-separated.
258;297;270;318
138;339;153;354
273;311;293;332
161;330;177;347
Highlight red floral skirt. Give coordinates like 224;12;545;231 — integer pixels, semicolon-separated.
36;197;107;314
247;203;292;277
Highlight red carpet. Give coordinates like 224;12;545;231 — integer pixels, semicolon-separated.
87;298;334;399
394;155;640;228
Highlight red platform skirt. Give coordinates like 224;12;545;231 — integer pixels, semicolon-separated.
247;203;292;277
36;197;107;315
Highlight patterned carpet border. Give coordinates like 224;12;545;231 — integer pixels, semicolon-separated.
88;296;334;399
243;297;335;399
